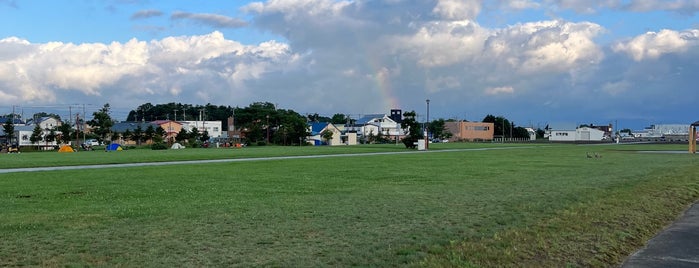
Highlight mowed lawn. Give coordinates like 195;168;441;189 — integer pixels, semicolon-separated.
1;143;698;267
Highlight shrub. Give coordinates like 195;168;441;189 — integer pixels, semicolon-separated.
151;143;168;150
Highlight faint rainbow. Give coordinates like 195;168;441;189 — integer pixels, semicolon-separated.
367;55;401;111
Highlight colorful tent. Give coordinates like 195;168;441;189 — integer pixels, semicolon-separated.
106;143;123;151
58;145;74;153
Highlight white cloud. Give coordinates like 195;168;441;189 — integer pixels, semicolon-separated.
0;32;298;106
433;0;483;20
613;29;699;61
485;86;515;95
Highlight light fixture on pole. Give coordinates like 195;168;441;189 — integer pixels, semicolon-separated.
426;99;430;150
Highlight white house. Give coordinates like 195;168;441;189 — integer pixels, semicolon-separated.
26;117;61;130
14;126;59;148
180;120;223;138
547;125;605;141
347;114;405;141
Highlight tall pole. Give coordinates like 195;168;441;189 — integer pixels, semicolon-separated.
426;99;430;150
82;104;86;146
266;114;270;143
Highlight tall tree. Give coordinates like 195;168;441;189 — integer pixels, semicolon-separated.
175;128;188;143
330;113;348;125
88;103;114;143
45;128;57;146
122;129;133;144
154;126;166;144
429;118;452;140
400;111;423;148
144;125;155;144
132;126;144;145
30;124;44;149
3;119;15;144
482;114;511;138
57;121;73;144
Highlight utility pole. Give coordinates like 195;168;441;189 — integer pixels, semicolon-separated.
426;99;430;150
266;114;270;143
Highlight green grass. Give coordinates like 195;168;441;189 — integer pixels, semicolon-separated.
1;143;697;267
0;142;542;169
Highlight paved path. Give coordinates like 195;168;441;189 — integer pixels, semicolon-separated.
0;146;536;174
622;202;699;267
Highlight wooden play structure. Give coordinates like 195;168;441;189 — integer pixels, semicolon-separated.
690;121;699;154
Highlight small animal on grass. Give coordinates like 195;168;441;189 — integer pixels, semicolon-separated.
586;152;593;158
594;152;602;158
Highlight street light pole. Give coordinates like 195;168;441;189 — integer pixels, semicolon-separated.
426;99;430;150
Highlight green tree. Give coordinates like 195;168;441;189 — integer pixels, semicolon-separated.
144;125;155;144
175;128;188;143
189;127;200;145
3;119;15;144
482;114;511;138
132;126;144;145
429;118;452;140
400;111;423;149
57;121;73;144
200;130;210;143
45;128;57;146
122;129;133;144
30;124;44;149
330;114;348;125
154;126;166;144
321;129;334;144
88;103;114;143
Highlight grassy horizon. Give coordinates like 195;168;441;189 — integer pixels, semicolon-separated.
1;143;697;266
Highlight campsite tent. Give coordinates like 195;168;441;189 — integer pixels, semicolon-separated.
171;143;185;149
106;143;123;151
58;145;74;153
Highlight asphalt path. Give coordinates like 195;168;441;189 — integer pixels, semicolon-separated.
0;146;536;174
622;202;699;267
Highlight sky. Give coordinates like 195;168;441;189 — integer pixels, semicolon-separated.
1;0;698;129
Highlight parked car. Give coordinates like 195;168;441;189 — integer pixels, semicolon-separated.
83;139;100;146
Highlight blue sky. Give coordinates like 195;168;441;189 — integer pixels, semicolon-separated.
1;0;698;129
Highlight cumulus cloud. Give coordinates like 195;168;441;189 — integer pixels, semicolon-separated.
131;9;163;20
0;32;298;107
433;0;483;20
171;12;248;28
613;29;699;61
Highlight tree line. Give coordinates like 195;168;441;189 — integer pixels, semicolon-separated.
2;102;537;149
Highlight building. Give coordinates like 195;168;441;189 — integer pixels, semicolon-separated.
180;120;223;138
444;121;495;142
111;121;160;145
307;122;343;146
547;125;606;141
26;117;61;130
347;114;404;142
152;120;183;143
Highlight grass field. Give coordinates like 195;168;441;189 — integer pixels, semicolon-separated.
1;143;698;267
